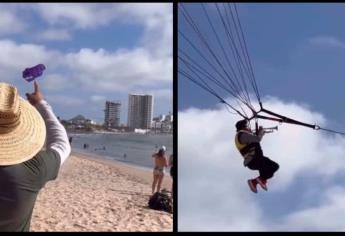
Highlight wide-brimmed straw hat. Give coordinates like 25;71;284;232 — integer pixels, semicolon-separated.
0;83;46;165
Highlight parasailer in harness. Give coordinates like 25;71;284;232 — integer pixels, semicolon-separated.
235;119;279;193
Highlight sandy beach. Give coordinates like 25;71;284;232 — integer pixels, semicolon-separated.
31;153;173;232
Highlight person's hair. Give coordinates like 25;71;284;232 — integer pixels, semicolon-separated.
158;149;165;156
235;119;248;131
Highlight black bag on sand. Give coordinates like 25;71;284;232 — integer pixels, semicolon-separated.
148;192;172;213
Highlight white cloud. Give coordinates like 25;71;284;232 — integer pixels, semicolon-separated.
308;36;345;49
178;105;266;231
45;95;84;106
179;96;345;231
34;3;172;57
0;40;60;69
0;40;62;84
90;95;106;103
0;8;26;34
115;3;172;57
39;29;72;41
278;186;345;231
0;3;172;57
0;3;172;119
116;3;172;28
63;47;172;91
34;3;171;30
0;3;172;95
132;88;172;101
35;3;108;29
40;73;71;91
0;39;170;95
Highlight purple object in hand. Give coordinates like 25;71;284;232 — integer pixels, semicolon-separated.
22;64;46;82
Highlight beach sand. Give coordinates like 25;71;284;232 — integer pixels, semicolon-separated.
31;153;173;232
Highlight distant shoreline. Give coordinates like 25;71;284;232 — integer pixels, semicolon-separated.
67;130;173;136
71;149;153;173
68;132;172;170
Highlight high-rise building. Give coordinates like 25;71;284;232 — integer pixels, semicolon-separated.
127;94;153;130
104;101;121;128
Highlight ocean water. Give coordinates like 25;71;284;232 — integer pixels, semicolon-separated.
69;133;173;170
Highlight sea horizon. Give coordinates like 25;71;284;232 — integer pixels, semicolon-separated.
68;132;173;171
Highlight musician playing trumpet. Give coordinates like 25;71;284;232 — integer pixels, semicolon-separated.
234;119;280;193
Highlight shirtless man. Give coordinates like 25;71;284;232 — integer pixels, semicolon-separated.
151;146;168;194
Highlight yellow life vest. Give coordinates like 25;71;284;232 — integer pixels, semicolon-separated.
235;130;256;158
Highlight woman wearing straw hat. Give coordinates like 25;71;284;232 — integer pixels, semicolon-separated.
0;81;71;231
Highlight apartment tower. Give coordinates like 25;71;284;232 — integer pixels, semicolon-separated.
127;94;153;130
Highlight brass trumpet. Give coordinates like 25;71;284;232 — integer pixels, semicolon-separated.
263;126;278;133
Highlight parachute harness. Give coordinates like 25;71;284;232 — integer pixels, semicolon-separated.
179;3;345;136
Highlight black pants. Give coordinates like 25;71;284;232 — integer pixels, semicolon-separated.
247;155;279;180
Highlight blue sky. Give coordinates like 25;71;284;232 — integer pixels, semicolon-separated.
1;3;172;124
179;3;345;131
179;3;345;231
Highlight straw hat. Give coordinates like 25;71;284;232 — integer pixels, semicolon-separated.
0;83;46;165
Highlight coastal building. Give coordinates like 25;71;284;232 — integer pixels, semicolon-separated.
127;94;153;130
152;112;173;134
104;101;121;128
69;115;96;125
157;114;166;122
64;115;97;131
165;112;173;122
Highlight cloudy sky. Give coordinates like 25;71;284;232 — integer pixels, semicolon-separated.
179;3;345;231
1;3;172;124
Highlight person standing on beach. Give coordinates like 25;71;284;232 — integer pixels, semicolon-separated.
0;81;71;231
151;146;168;194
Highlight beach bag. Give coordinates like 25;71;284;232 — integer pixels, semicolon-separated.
148;192;172;213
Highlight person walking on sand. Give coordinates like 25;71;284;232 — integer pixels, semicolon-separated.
151;146;168;194
0;81;71;231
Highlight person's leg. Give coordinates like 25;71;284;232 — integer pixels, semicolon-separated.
246;157;261;193
157;174;164;193
247;156;269;190
246;156;260;170
260;156;279;180
252;156;279;190
268;157;279;176
152;173;158;194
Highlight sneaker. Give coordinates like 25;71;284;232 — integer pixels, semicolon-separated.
247;179;258;193
256;177;268;191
